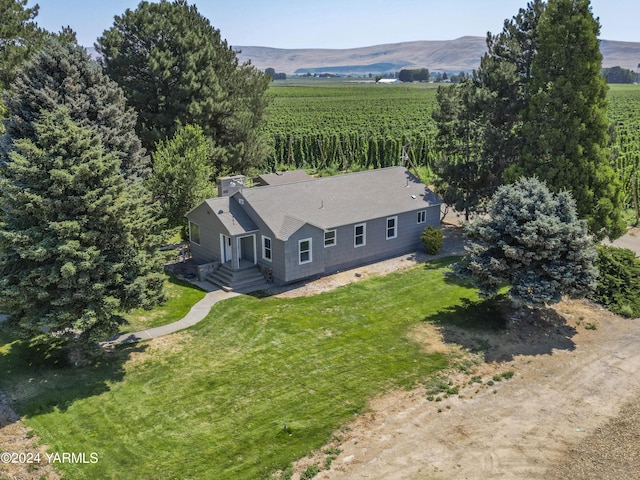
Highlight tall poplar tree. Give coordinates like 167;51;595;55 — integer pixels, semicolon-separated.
517;0;624;240
0;108;164;358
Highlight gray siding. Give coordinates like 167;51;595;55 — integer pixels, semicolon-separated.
269;238;287;282
282;224;325;283
235;193;284;278
321;206;439;273
188;194;441;284
187;203;224;263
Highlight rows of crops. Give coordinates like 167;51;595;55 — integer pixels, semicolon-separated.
262;82;438;172
606;85;640;211
262;81;640;210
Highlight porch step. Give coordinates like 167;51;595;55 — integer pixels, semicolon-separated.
206;264;269;293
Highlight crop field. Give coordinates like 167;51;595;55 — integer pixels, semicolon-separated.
263;82;439;173
607;85;640;212
263;82;640;210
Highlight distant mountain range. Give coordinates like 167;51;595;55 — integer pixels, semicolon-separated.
234;36;640;75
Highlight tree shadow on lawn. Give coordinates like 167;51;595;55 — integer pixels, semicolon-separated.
0;324;146;425
426;296;577;363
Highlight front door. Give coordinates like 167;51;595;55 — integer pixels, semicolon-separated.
221;235;232;263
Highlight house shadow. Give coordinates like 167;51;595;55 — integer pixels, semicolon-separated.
426;297;577;363
0;323;146;426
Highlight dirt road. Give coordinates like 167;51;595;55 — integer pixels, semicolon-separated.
293;300;640;479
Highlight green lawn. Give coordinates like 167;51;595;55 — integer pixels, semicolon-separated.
0;258;483;480
120;275;206;333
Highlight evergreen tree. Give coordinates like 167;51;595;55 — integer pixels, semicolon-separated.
433;1;543;219
0;0;79;91
147;124;214;236
453;177;597;309
0;0;43;90
432;80;494;220
433;0;624;241
517;0;624;240
475;0;544;177
2;38;149;180
0;108;164;357
590;245;640;318
96;0;271;173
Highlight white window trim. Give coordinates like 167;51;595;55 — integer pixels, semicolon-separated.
386;216;398;240
298;238;312;265
261;235;272;262
354;223;366;248
324;229;337;248
417;210;427;224
189;221;200;245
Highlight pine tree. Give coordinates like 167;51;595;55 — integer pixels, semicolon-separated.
0;108;165;357
432;80;494;220
517;0;624;240
147;124;214;236
0;0;43;90
2;38;149;180
96;0;271;172
452;177;597;309
433;1;544;219
476;0;544;176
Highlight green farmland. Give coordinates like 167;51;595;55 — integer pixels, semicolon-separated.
607;85;640;211
263;81;640;211
263;81;439;174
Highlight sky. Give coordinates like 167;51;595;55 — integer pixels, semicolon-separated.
32;0;640;49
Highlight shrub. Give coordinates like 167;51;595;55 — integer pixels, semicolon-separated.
590;245;640;318
451;177;597;308
422;225;444;255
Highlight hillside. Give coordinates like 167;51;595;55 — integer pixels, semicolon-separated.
234;36;640;75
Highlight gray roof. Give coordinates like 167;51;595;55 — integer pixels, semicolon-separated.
254;169;312;186
238;167;441;240
203;196;258;236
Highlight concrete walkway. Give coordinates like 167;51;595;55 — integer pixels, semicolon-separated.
103;288;240;346
602;228;640;256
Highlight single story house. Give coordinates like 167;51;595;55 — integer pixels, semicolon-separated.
186;166;442;289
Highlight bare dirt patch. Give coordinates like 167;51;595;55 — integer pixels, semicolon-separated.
0;392;60;480
289;299;640;480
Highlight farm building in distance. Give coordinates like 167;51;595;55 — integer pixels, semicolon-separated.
186;167;442;290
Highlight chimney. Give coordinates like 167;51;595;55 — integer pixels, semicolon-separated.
217;175;246;197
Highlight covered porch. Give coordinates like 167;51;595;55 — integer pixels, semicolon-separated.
219;232;258;272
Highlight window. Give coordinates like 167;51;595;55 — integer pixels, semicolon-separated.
386;216;398;240
354;223;366;247
417;210;427;224
262;235;272;261
189;221;200;244
299;238;312;264
324;229;336;247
